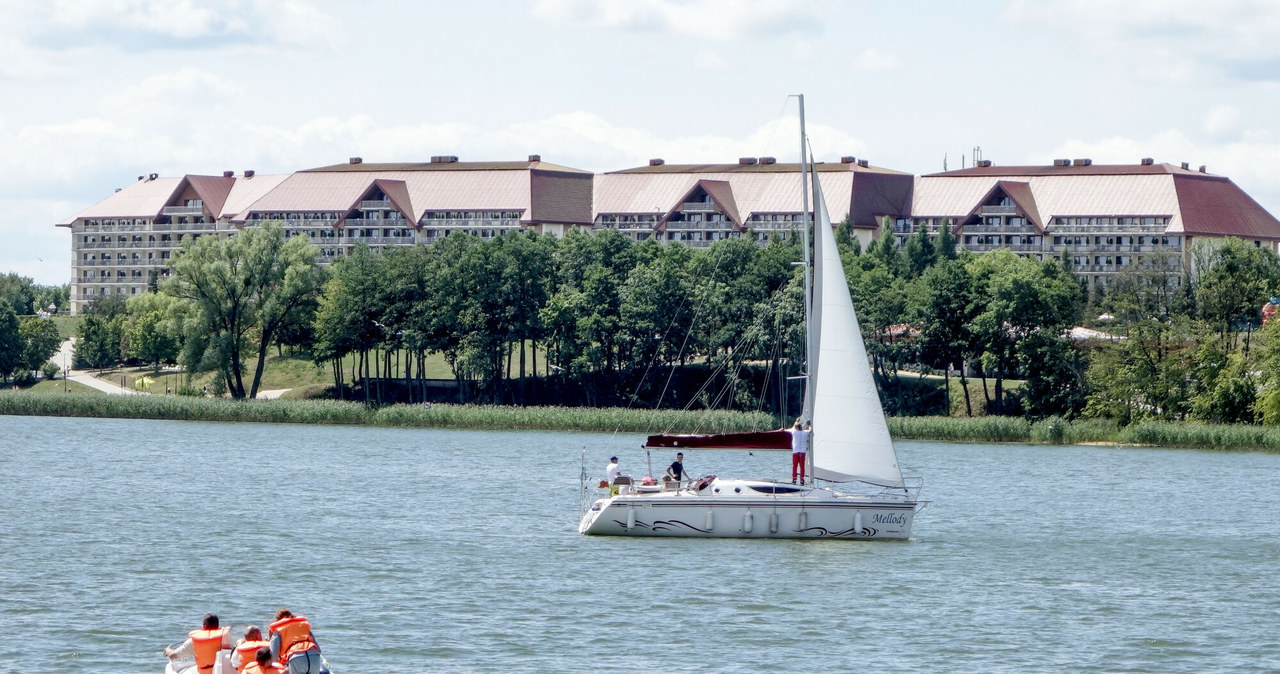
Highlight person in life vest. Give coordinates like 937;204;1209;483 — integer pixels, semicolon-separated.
243;646;285;674
232;625;272;673
164;613;232;673
269;608;327;674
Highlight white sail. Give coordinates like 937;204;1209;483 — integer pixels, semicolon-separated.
809;178;904;488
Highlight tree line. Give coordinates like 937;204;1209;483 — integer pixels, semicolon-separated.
0;273;69;384
63;220;1280;426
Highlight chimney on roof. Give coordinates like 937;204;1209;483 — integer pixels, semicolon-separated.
223;170;234;178
977;160;993;167
1141;157;1154;165
739;157;758;165
759;156;776;165
528;154;541;162
349;157;362;164
431;155;459;163
857;159;870;168
841;156;856;164
1053;158;1070;167
1072;158;1092;166
1199;165;1207;173
649;158;665;166
245;170;255;178
1181;162;1190;170
149;173;158;180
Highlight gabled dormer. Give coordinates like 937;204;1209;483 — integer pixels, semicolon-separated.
658;180;743;231
160;174;236;224
955;180;1044;234
339;179;415;229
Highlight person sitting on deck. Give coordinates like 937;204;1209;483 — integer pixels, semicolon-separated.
164;613;232;674
232;625;271;673
243;647;284;674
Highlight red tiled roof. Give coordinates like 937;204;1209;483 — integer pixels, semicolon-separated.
303;160;590;174
373;179;415;223
610;161;908;176
1174;174;1280;240
184;175;236;218
922;162;1201;178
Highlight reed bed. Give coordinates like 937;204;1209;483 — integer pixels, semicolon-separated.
0;391;772;434
889;415;1031;443
1117;421;1280;451
7;390;1280;450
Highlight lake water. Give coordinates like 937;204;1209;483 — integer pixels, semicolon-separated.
2;415;1278;672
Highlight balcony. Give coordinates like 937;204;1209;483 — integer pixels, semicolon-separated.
163;205;205;216
1052;223;1168;234
980;205;1018;215
360;200;393;209
681;202;716;212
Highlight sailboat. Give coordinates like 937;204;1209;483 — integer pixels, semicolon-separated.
578;98;925;539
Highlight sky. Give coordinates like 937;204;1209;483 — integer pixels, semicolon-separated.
5;0;1280;285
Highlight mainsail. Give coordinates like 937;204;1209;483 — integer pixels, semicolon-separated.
808;178;905;488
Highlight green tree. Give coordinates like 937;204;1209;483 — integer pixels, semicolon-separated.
967;251;1084;415
18;316;61;375
904;225;936;278
0;273;34;316
0;306;21;379
870;217;905;277
1195;237;1280;351
165;222;323;399
912;259;980;415
74;313;123;370
933;220;958;261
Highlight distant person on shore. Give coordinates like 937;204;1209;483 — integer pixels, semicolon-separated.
232;625;271;673
269;608;327;674
665;452;690;485
790;418;810;484
164;612;231;673
243;647;284;674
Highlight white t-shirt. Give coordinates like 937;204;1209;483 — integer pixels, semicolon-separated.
790;429;810;454
605;461;621;483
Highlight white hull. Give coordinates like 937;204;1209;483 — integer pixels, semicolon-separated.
579;478;918;539
165;649;332;674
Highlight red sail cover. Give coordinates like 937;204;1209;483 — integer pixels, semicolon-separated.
644;430;792;450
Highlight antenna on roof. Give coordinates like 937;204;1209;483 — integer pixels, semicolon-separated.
972;146;982;165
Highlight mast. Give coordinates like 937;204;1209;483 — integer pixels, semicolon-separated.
798;94;816;424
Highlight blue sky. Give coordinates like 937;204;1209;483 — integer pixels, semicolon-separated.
4;0;1280;284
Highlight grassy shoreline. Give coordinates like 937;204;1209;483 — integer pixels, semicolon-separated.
4;391;1280;451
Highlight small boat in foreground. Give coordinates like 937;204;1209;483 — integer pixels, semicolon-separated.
164;642;334;674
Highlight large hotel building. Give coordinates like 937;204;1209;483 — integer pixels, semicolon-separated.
58;154;1280;314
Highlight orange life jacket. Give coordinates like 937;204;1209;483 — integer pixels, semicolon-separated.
234;640;271;673
189;626;230;673
268;616;318;662
243;662;284;674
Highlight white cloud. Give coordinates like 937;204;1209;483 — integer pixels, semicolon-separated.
1004;0;1280;83
693;49;731;71
851;47;901;73
1202;105;1243;139
3;0;344;52
530;0;823;41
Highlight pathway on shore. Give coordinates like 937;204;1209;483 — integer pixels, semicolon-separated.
50;338;140;395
